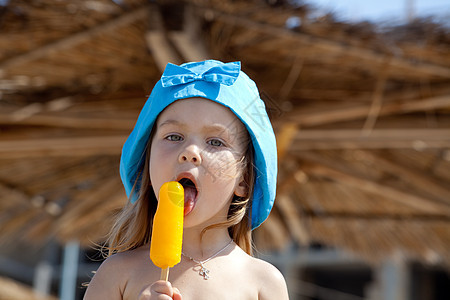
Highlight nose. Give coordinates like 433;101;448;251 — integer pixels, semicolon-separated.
178;144;202;166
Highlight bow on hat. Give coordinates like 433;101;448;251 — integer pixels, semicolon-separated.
161;61;241;87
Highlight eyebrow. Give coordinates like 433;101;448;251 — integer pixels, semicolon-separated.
159;119;230;132
158;119;185;128
158;119;238;139
203;124;231;134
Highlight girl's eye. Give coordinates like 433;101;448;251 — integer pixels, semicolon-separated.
166;134;183;142
208;139;224;147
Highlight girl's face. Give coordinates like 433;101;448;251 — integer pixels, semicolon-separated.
149;98;249;229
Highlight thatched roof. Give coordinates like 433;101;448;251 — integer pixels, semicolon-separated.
1;0;449;265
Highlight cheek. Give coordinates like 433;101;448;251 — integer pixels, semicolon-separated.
150;141;178;165
201;151;241;180
149;143;174;190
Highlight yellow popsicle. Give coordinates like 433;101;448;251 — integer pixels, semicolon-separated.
150;181;184;280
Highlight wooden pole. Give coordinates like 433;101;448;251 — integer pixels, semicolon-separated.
282;94;450;127
160;267;170;281
362;60;389;134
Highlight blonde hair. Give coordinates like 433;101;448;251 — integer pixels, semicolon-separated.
105;130;255;257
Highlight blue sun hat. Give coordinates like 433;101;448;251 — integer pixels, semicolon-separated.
119;60;277;229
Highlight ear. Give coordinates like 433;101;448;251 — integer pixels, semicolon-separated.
234;176;248;198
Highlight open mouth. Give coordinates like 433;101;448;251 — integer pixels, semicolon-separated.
178;178;198;216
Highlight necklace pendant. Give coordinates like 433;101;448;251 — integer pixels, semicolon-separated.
182;240;233;281
198;263;210;280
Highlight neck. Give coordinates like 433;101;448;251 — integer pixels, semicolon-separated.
182;226;232;260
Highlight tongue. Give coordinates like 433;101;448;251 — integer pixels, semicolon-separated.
184;186;197;216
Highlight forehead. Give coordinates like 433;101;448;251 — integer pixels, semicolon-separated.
156;97;245;131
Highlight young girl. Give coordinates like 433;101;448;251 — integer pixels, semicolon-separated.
84;60;289;300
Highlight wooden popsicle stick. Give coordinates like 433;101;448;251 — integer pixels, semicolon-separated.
160;267;170;281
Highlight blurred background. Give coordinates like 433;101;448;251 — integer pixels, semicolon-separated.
0;0;449;299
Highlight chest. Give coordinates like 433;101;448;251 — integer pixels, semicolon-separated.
123;259;258;300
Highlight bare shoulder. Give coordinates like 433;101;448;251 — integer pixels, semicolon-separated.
84;246;147;300
245;254;289;300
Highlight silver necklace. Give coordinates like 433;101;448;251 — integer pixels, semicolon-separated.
182;240;233;280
